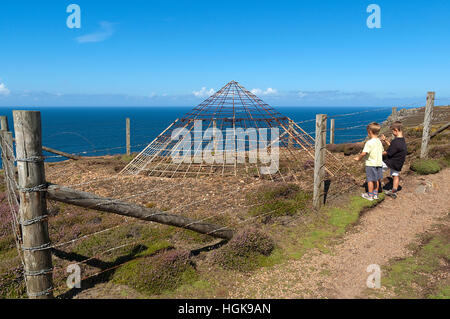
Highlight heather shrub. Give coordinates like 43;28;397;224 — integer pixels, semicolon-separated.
343;143;363;156
405;126;423;138
407;141;420;155
211;227;275;271
248;184;310;219
429;144;450;162
0;267;26;299
0;201;15;238
113;249;197;295
327;142;363;155
303;160;314;170
410;159;441;175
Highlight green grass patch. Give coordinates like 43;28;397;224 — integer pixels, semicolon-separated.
429;285;450;299
0;270;26;299
376;227;450;299
0;235;15;252
410;159;441;175
285;194;384;259
248;184;311;219
119;154;136;164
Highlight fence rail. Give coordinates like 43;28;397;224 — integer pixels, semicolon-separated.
0;92;448;298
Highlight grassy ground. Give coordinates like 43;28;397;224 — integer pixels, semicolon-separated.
366;213;449;299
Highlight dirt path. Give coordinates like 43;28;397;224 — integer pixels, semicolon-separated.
229;168;450;299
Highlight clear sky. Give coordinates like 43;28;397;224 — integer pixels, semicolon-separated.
0;0;449;107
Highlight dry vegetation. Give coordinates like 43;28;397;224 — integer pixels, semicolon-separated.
0;106;449;299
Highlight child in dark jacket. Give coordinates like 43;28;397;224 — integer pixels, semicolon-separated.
380;121;407;198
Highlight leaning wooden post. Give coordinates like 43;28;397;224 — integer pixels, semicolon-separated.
329;118;335;144
13;111;53;299
0;115;9;131
391;107;398;122
288;120;294;148
126;118;131;156
420;92;435;159
313;114;327;210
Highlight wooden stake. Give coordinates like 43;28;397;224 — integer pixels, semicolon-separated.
126;118;131;156
13;111;53;299
13;137;83;160
420;92;435;159
288;120;294;147
42;145;82;160
313;114;327;210
0;131;16;192
330;119;335;144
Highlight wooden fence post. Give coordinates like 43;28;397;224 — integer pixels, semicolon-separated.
126;118;131;156
391;107;398;122
329;118;335;144
13;110;53;299
420;92;435;159
313;114;327;210
288;120;294;147
0;131;16;191
1;115;9;170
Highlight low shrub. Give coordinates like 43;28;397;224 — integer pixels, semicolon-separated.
248;184;311;219
113;249;197;295
343;143;363;156
405;126;423;138
428;144;450;160
327;143;363;156
120;154;136;164
0;267;26;299
410;159;441;175
407;142;420;155
211;227;275;271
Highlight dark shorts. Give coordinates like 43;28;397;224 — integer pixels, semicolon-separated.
366;166;382;182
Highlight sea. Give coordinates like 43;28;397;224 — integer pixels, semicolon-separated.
0;106;394;163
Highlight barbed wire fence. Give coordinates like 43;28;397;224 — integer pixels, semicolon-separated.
1;97;449;298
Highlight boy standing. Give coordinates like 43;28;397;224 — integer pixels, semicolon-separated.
354;122;383;201
380;121;407;199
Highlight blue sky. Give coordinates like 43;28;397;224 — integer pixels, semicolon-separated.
0;0;449;107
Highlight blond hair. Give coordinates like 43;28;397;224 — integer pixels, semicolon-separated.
367;122;381;135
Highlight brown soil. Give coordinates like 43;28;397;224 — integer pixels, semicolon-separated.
228;168;450;298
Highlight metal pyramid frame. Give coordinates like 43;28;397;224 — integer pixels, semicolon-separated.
120;81;340;180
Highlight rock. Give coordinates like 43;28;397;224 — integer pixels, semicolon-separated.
414;181;433;194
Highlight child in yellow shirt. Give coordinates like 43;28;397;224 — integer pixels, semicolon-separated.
354;122;383;201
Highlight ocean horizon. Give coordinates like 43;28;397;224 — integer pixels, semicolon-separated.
0;106;395;162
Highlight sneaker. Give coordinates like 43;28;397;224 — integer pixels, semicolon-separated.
373;193;379;200
361;193;374;201
385;190;398;199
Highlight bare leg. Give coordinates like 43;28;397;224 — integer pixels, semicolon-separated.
393;176;400;191
368;181;374;194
